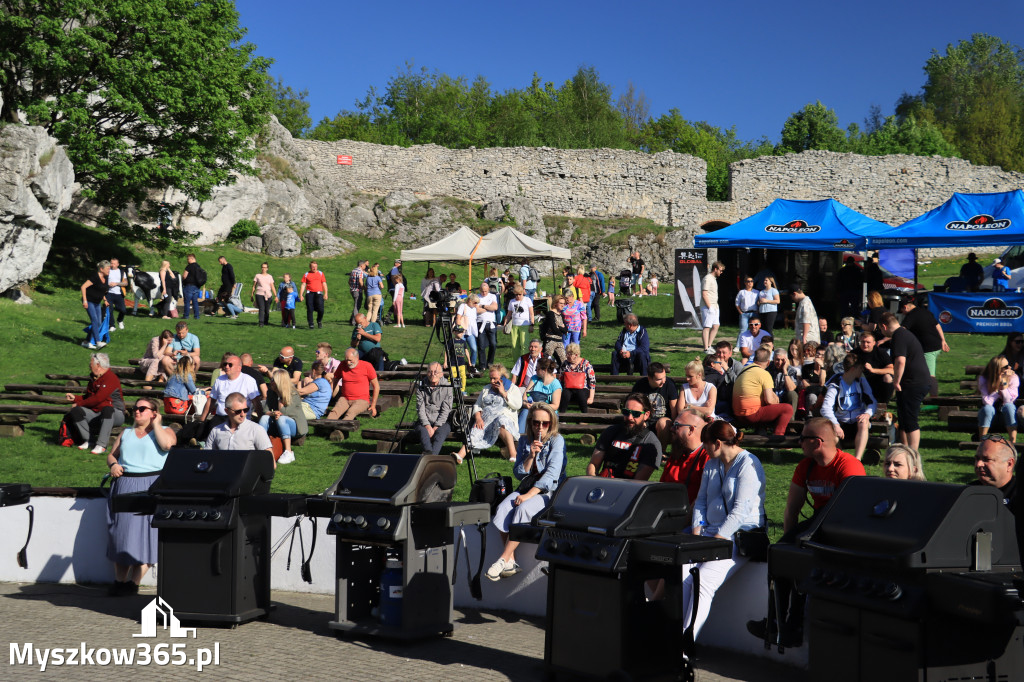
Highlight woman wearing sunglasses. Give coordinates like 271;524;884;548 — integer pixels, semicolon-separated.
104;398;177;596
682;420;766;639
485;403;566;581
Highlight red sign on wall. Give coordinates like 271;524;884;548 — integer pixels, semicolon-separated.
337;155;353;165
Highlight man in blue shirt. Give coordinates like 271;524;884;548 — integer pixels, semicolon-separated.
612;313;650;375
160;321;200;376
520;261;536;300
992;258;1012;292
589;265;605;322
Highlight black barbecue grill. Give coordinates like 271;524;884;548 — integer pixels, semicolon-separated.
0;483;31;507
112;449;307;625
769;477;1024;681
310;452;490;639
514;477;733;681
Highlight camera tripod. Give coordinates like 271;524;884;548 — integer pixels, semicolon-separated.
384;298;482;483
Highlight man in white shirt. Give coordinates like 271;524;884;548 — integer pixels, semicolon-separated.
201;354;262;421
738;317;772;361
105;257;128;331
701;261;725;355
476;281;500;371
791;286;820;344
207;393;273;453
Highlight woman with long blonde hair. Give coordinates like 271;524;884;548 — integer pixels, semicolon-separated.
258;368;308;464
162;355;197;415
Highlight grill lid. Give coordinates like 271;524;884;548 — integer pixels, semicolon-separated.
328;453;456;506
543;478;690;537
149;449;274;498
802;478;1020;570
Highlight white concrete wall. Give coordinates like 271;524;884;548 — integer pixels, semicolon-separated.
0;496;804;666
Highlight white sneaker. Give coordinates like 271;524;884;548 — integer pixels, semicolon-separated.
96;341;107;348
400;358;408;365
485;558;511;582
78;442;90;450
90;445;106;455
278;450;295;464
81;342;97;349
118;321;125;330
704;347;715;355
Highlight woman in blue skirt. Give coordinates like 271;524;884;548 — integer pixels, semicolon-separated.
104;397;176;595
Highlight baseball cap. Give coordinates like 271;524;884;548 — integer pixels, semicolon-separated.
995;258;1003;264
452;325;465;334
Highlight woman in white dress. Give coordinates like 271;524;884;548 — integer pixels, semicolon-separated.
453;364;522;464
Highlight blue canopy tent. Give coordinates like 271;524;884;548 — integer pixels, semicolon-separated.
693;198;890;250
861;190;1024;249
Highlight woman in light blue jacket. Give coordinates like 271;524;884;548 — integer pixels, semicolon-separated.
683;420;766;639
485;403;567;581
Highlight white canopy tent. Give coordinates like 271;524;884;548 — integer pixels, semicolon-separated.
399;225;570;289
399;226;483;262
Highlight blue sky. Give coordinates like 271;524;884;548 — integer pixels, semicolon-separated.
238;0;1023;143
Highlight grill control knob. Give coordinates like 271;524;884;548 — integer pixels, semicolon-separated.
342;515;353;525
332;514;344;525
185;510;197;520
199;511;208;520
175;510;184;519
354;515;367;529
562;542;575;556
210;510;222;521
597;548;609;561
882;582;903;601
159;509;172;519
377;517;391;530
546;539;559;553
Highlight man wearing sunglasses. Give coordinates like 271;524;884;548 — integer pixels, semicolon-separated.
748;417;864;647
586;393;661;480
200;354;262;423
660;408;711;513
971;435;1017;508
257;345;304;386
207;393;272;453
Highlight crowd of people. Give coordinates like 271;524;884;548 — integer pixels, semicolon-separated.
75;249;1022;620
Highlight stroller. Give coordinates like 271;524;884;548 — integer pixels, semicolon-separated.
618;269;634;295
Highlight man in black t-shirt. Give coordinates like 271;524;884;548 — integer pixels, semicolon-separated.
858;332;893;404
881;312;929;451
629;251;645;295
631;362;679;448
586;393;662;480
899;295;949;398
217;256;235;300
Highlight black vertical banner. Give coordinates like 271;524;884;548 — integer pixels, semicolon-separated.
674;248;708;328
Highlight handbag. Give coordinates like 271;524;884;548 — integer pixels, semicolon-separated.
516;470;541;495
188;390;208;422
502;315;514;335
733;527;770;562
468;471;513;513
563;370;586;390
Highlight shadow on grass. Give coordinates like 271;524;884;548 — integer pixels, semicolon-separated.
42;330;85;346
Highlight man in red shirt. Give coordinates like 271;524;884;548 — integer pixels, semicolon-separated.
660;408;711;516
299;260;328;329
62;353;125;454
327;348;380;420
748;417;865;647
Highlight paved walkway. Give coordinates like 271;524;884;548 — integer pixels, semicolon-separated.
1;582;805;680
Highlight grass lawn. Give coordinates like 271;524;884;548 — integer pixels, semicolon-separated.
0;221;1010;539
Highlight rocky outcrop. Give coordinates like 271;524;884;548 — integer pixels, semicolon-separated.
303;227;354;259
261;224;302;258
0;124;75;295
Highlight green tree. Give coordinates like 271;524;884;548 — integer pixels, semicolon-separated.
852;114;959;157
900;34;1024;170
778;101;849;154
269;77;312;139
640;109;774;201
0;0;272;212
